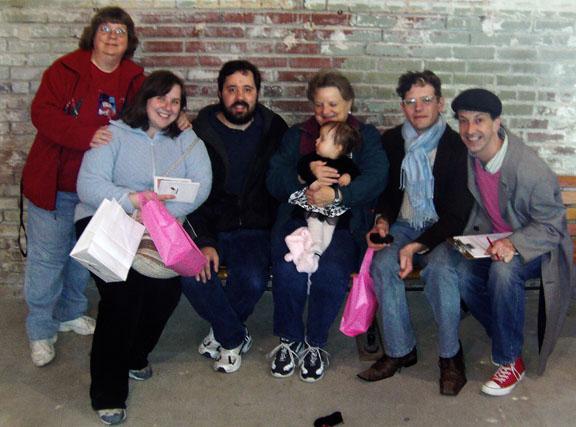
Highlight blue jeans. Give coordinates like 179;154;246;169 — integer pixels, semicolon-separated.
181;229;270;349
24;192;90;341
271;218;359;348
370;222;462;358
456;253;542;365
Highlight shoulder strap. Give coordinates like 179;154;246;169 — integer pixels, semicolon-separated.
18;178;27;257
163;136;199;177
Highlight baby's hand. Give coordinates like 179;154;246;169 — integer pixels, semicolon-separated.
338;173;351;186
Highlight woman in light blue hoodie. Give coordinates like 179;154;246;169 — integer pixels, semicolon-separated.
75;70;212;426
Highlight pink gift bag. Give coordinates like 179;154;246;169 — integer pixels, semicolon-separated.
339;248;378;337
139;192;207;277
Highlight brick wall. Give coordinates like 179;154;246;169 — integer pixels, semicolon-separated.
1;0;575;297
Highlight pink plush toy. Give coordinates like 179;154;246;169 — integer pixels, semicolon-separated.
284;227;319;274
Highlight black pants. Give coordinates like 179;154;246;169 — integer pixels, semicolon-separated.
76;218;182;410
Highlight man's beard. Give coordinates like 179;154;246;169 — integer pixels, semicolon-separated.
219;98;257;125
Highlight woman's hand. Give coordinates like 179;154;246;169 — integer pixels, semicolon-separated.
195;247;219;283
176;111;192;131
310;160;339;185
305;181;336;207
129;192;175;209
89;126;113;148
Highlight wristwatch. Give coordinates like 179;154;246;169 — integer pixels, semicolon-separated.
333;186;341;204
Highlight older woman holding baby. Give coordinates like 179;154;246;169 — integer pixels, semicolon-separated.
266;69;389;382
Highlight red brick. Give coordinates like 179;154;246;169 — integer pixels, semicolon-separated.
311;12;350;26
270;100;311;112
275;43;320;55
222;12;260;24
267;13;301;25
293;29;338;41
290;57;331;69
185;84;218;97
203;27;245;39
199;56;226;67
137;11;220;24
186;41;229;53
277;70;317;82
527;132;564;142
229;42;274;54
137;26;157;37
152;56;199;67
249;57;288;68
157;26;203;38
143;41;183;53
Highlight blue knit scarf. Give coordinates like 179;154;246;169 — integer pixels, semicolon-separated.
400;114;446;230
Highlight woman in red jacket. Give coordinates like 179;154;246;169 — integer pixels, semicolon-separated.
21;7;146;370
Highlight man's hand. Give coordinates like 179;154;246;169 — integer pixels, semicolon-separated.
398;242;426;279
486;237;516;263
89;126;113;148
176;111;192;131
309;161;339;185
195;247;219;283
305;181;336;207
366;217;390;251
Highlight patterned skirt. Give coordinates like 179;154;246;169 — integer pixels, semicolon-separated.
288;187;349;218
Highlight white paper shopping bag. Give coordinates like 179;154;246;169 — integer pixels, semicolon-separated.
70;198;145;282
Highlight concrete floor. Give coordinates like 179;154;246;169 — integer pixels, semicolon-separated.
1;284;576;427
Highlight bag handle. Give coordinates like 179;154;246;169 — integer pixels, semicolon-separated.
359;248;374;274
163;136;199;177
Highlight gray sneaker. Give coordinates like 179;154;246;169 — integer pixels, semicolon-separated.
198;328;221;359
30;334;58;367
213;330;253;373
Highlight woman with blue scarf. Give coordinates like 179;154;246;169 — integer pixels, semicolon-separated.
357;70;474;397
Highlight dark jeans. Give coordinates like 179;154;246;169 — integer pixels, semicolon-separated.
76;218;182;410
181;228;271;349
271;218;359;347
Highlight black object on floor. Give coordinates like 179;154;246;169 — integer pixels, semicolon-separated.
314;411;344;426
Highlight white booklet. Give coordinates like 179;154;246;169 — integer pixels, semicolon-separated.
154;176;200;203
449;232;513;259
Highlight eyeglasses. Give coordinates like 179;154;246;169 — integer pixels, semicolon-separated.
99;26;127;37
402;95;437;107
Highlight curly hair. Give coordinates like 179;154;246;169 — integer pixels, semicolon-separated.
396;70;442;99
78;7;139;59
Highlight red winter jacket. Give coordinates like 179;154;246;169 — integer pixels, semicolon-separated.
22;49;145;210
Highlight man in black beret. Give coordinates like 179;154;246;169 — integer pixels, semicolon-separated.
357;70;474;396
446;88;574;396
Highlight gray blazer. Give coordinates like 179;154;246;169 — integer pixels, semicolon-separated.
463;130;575;374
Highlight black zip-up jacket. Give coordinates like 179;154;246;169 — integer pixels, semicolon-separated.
185;103;288;249
376;123;474;250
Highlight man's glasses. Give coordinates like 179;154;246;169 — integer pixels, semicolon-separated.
402;95;437;107
99;26;127;37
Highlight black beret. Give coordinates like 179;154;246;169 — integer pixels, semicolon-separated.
451;88;502;117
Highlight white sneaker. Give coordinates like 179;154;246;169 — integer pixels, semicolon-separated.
30;334;58;367
198;328;221;359
59;315;96;335
97;408;127;425
213;331;253;373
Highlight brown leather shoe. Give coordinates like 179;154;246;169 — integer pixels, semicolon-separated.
439;344;467;396
357;347;417;382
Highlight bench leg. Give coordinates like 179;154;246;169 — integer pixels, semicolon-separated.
355;318;385;361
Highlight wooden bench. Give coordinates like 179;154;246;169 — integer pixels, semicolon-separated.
215;176;576;359
217;175;576;282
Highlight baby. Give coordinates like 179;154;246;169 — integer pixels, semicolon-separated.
289;121;362;257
